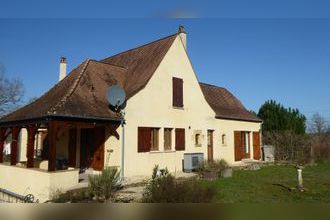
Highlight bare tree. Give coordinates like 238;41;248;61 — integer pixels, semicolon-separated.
309;113;329;134
308;113;330;163
0;63;24;116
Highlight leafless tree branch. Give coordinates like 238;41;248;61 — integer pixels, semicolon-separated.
0;63;24;116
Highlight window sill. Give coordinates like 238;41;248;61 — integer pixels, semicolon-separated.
195;144;202;148
172;106;184;110
149;150;176;154
164;150;176;153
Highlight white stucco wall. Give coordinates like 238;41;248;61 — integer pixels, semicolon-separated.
214;119;261;163
0;164;79;202
104;126;121;168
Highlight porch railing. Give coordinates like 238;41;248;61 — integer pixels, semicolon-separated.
0;188;38;203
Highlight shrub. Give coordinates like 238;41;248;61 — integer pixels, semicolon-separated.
88;167;121;202
197;159;229;179
142;165;216;203
50;188;91;203
263;131;311;164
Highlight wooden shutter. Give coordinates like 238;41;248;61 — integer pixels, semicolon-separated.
172;77;183;107
175;128;185;151
253;132;261;160
234;131;243;161
138;127;151;152
92;127;105;171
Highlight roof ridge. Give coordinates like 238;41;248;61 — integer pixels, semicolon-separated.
89;59;128;70
101;33;178;62
48;59;91;114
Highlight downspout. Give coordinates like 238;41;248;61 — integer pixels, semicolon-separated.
120;111;126;181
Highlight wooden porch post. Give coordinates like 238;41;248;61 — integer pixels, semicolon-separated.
11;127;21;165
0;128;6;163
26;125;38;168
48;121;57;171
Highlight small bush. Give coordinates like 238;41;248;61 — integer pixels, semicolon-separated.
142;165;216;203
50;188;91;203
88;167;121;202
197;159;229;179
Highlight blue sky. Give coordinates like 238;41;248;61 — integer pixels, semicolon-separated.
0;1;330;122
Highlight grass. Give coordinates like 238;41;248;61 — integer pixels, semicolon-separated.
200;160;330;203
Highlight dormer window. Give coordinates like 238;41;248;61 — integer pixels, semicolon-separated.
172;77;183;108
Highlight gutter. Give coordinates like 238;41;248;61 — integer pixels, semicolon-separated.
0;114;121;128
215;115;263;123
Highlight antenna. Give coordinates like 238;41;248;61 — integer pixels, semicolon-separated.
107;85;126;111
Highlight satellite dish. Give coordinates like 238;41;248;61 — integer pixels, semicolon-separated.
107;85;126;111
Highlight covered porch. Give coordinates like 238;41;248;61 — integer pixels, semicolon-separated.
0;58;125;202
0;116;120;202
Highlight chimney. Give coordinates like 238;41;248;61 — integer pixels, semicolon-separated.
178;25;187;50
59;57;67;81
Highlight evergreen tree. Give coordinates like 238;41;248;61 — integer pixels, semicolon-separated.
258;100;306;134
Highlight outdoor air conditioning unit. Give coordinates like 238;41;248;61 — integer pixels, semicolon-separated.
183;153;204;172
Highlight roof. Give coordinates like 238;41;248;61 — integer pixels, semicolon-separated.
0;31;261;125
0;60;128;124
101;34;177;98
0;34;177;125
199;83;262;122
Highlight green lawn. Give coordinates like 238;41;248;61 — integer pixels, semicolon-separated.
200;161;330;203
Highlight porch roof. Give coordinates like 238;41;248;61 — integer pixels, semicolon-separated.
0;60;126;126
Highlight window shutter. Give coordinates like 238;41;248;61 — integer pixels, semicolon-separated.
175;128;185;151
234;131;243;161
172;77;183;107
253;132;261;160
138;127;151;152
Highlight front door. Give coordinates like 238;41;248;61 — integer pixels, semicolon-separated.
207;130;214;161
80;127;105;171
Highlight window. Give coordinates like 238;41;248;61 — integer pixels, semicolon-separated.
234;131;251;161
175;128;185;151
164;128;172;151
138;127;159;152
150;128;159;151
172;77;183;107
193;130;202;147
241;131;250;154
195;133;202;147
221;134;226;145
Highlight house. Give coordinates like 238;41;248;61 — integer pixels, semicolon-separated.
0;26;262;202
